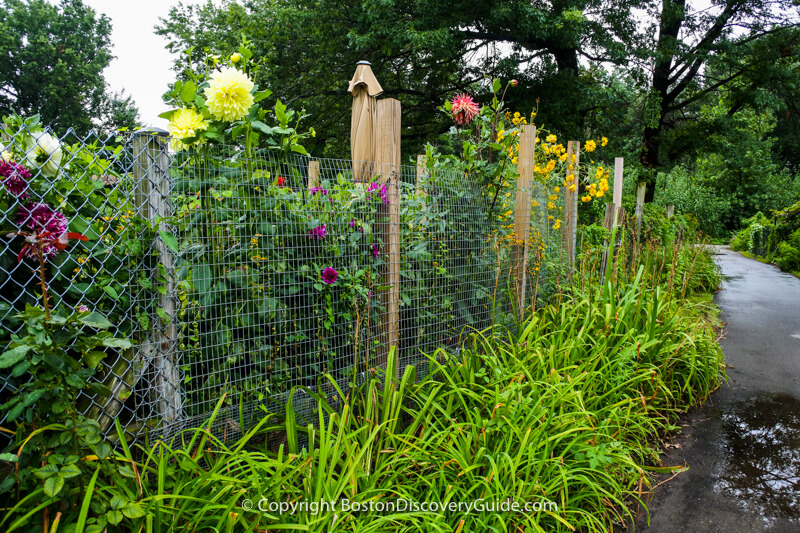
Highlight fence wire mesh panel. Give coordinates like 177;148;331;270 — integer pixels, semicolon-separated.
1;130;562;443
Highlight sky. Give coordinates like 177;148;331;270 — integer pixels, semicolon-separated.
79;0;222;129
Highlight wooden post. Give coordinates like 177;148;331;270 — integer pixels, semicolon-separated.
375;98;401;373
513;125;536;313
563;141;580;270
416;154;427;224
613;157;624;215
666;204;675;218
635;182;646;239
307;160;320;190
132;131;182;428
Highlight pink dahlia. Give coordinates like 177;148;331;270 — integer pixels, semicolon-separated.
321;267;338;284
0;161;31;199
15;202;69;258
450;93;480;125
308;224;327;239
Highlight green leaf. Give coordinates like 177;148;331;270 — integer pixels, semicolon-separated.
160;230;180;253
492;78;502;93
6;403;24;421
60;464;82;479
100;337;134;349
84;351;106;369
44;475;65;497
179;80;197;104
156;307;170;325
194;263;212;294
102;285;120;301
274;99;287;123
66;373;88;389
254;90;272;103
122;503;146;519
0;453;18;462
0;345;30;369
290;144;309;156
158;109;178;120
36;463;60;479
79;312;113;329
88;382;113;398
106;509;124;526
238;45;253;60
250;120;274;135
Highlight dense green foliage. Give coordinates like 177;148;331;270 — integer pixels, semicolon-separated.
730;201;800;274
0;0;140;135
0;234;725;532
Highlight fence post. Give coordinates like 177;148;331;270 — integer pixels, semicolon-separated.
513;125;536;313
563;141;580;270
416;154;427;224
307;160;320;190
635;182;646;239
375;98;401;374
132;131;182;429
666;204;675;218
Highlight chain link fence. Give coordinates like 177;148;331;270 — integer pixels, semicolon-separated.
1;127;565;443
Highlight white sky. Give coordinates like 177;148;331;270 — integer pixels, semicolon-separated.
80;0;223;129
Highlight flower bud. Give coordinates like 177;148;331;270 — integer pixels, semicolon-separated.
510;79;518;87
230;52;243;63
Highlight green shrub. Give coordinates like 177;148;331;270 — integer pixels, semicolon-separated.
774;241;800;272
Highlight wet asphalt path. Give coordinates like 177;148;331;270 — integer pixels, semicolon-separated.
631;246;800;532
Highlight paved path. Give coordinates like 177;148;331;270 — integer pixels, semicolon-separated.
631;246;800;532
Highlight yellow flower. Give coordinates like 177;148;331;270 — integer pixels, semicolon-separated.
168;108;209;151
547;201;556;209
585;139;597;152
553;219;561;230
204;67;255;122
582;195;592;203
601;136;608;147
568;184;576;192
553;187;560;193
513;112;520;118
596;190;605;197
545;159;556;172
546;134;557;144
559;154;567;162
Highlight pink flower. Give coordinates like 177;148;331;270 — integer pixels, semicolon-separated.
16;202;68;257
0;161;31;199
77;305;89;313
308;224;327;239
367;182;389;205
510;79;518;87
450;93;480;125
321;267;338;284
372;243;380;258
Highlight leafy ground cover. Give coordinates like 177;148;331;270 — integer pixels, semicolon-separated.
0;230;724;532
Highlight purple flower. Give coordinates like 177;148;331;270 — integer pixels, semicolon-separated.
349;219;356;228
308;224;327;239
0;161;31;199
77;305;89;313
372;243;380;258
367;182;389;205
310;187;328;196
321;267;338;284
16;202;68;257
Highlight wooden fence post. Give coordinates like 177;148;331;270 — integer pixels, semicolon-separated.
375;98;401;373
513;125;536;313
563;141;580;270
666;204;675;218
416;154;427;224
132;131;182;428
613;157;624;217
307;160;320;190
635;182;646;239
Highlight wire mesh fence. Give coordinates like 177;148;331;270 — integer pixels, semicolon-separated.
0;127;566;443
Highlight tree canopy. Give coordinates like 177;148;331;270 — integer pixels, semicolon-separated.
0;0;139;135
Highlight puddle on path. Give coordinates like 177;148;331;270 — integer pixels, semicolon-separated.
715;394;800;522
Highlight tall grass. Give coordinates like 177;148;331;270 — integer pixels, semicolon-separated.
1;230;725;532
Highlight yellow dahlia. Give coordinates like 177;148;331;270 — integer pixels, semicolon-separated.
204;67;255;122
168;108;209;151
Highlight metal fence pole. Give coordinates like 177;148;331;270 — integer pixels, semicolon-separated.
132;130;183;428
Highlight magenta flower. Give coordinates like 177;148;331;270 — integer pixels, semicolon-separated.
16;202;68;257
321;267;338;284
308;224;327;239
367;182;389;205
77;305;89;313
372;243;380;258
349;219;356;228
310;187;328;196
450;93;480;125
0;161;31;199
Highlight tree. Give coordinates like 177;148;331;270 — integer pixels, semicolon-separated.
157;0;645;158
638;0;799;200
0;0;133;135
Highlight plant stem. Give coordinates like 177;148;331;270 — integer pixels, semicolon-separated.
38;248;50;322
